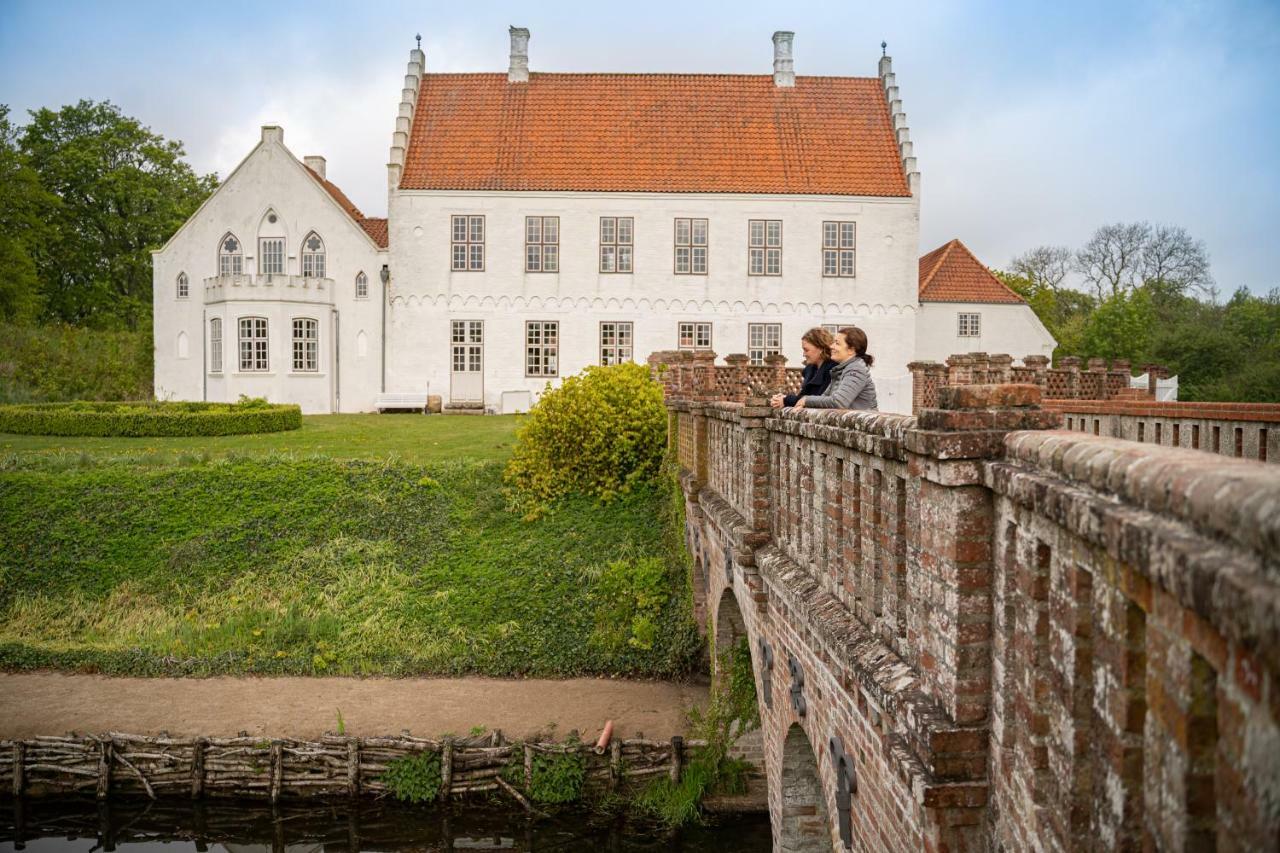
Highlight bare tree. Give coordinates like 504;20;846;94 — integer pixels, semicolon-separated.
1141;224;1213;298
1074;222;1150;299
1011;245;1072;292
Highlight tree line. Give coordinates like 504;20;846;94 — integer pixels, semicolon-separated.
996;224;1278;402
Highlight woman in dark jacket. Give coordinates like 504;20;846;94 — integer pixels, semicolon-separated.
770;327;835;409
794;326;878;411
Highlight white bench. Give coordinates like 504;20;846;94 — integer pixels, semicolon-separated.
375;392;430;412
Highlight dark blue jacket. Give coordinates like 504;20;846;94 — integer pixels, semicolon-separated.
783;360;835;406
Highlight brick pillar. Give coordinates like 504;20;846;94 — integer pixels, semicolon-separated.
691;350;717;401
1022;355;1050;396
1106;358;1131;400
1083;358;1107;400
764;352;788;394
1059;356;1082;399
947;354;974;385
989;354;1014;384
908;360;945;415
723;353;750;404
909;383;1061;726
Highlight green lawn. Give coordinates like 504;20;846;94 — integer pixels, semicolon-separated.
0;415;700;678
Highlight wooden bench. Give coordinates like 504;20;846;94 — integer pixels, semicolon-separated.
375;392;430;412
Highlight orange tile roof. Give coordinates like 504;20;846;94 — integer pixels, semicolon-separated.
303;165;388;248
401;73;911;196
919;239;1025;304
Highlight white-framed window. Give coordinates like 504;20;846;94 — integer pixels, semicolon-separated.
526;321;558;377
600;321;634;365
958;312;981;337
674;217;708;275
292;317;319;371
259;238;285;276
600;217;634;273
451;320;483;372
821;323;842;336
238;317;269;372
525;216;559;273
176;272;189;299
749;220;782;276
301;232;326;278
822;221;856;277
451;215;485;271
209;318;222;373
218;233;243;276
748;323;782;365
678;321;712;351
355;271;368;299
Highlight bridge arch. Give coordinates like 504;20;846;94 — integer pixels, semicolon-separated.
779;722;833;852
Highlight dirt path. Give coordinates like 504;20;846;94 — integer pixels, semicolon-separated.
0;673;708;740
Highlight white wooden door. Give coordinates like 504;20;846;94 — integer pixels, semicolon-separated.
450;320;483;403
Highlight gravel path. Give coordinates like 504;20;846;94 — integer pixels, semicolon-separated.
0;672;707;740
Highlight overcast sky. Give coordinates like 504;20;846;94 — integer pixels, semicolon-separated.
2;0;1277;295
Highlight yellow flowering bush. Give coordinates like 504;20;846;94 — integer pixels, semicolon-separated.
504;363;666;515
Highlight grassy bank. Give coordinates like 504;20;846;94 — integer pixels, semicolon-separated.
0;416;701;677
0;322;152;403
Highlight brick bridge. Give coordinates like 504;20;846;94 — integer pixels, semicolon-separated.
663;358;1279;850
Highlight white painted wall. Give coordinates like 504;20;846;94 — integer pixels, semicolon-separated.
913;302;1055;365
386;190;921;414
151;129;386;414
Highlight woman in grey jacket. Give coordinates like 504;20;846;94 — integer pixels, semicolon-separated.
794;326;878;411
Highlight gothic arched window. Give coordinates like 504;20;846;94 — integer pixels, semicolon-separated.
301;232;326;278
176;272;189;299
355;271;368;299
218;233;243;277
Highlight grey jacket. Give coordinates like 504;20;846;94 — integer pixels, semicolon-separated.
801;356;878;410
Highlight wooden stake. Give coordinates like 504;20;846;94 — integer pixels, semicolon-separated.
269;741;283;803
346;739;360;797
439;737;453;801
96;739;111;800
523;743;534;790
609;738;622;791
191;738;206;799
669;736;683;784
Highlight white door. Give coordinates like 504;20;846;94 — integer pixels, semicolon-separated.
450;320;483;403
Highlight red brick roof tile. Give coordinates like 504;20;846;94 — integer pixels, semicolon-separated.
303;165;388;248
401;73;911;196
919;239;1024;304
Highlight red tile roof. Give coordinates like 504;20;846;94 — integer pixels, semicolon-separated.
303;165;389;248
919;239;1024;304
401;73;911;196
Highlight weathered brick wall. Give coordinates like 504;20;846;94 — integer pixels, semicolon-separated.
669;373;1280;851
1051;399;1280;464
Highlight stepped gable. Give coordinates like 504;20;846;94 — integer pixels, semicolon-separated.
918;238;1024;304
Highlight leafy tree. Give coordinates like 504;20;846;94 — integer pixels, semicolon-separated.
0;105;56;323
20;100;217;330
1081;288;1154;362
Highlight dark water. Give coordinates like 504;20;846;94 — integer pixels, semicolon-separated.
0;797;771;852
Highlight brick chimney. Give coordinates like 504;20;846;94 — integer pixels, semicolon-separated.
303;156;326;180
508;26;530;83
772;31;795;87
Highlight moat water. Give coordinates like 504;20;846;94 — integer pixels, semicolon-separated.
1;796;772;851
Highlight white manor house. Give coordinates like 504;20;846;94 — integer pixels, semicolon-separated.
152;29;1054;414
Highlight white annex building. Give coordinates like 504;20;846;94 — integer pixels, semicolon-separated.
153;29;1054;415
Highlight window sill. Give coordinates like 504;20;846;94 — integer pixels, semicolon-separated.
290;372;328;377
233;372;276;377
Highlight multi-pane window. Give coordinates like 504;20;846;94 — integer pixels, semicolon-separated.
301;233;326;278
209;318;222;373
600;322;634;365
678;321;712;351
600;217;634;273
355;271;368;299
292;318;319;371
749;220;782;276
259;238;285;275
748;323;782;365
451;215;485;271
176;272;189;299
525;321;559;377
218;234;243;276
238;317;269;372
958;312;981;337
822;221;856;277
451;320;483;372
674;218;708;274
525;216;559;272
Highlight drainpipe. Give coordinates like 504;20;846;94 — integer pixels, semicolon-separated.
202;308;207;402
380;264;390;393
332;308;340;413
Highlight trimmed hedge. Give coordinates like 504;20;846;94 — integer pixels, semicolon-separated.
0;399;302;437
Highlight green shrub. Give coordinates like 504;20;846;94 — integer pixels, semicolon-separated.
500;736;588;804
504;363;666;515
0;397;301;437
0;322;151;403
588;556;670;653
382;750;443;803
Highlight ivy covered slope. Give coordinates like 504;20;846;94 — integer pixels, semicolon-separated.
0;413;700;677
